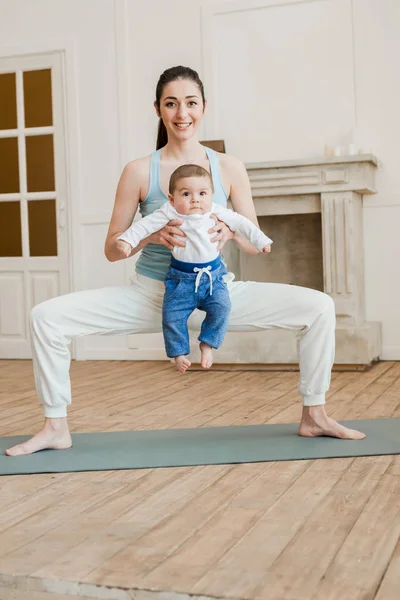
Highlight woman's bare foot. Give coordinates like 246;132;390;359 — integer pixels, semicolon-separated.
5;418;72;456
298;405;366;440
200;342;213;369
174;355;191;373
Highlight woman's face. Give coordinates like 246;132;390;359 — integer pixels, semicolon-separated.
155;79;206;143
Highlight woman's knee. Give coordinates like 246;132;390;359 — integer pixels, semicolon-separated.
315;291;336;321
317;291;335;309
30;297;61;329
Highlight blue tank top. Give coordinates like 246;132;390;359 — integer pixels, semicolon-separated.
135;146;229;281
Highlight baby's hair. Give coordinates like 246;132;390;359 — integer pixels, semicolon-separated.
169;164;214;194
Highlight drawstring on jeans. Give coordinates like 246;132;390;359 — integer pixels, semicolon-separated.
194;265;213;295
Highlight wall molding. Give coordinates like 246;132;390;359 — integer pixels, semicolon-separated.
204;0;324;16
363;194;400;209
113;0;131;171
80;212;112;225
201;0;356;144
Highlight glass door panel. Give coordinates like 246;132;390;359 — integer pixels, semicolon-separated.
0;137;19;193
0;72;17;130
23;69;53;128
0;201;22;257
28;199;57;256
26;134;55;192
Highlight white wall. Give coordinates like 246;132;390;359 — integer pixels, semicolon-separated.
0;0;399;359
122;0;400;360
353;0;400;359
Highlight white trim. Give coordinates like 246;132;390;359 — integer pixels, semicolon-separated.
0;39;77;59
0;129;18;137
204;0;326;15
113;0;131;170
364;197;400;208
16;69;29;260
0;127;56;137
24;126;55;136
81;211;112;225
201;4;216;140
113;0;136;288
60;41;84;360
0;192;57;201
350;0;358;129
80;349;168;361
0;195;21;201
57;42;83;301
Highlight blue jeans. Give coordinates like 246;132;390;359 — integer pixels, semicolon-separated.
162;260;231;358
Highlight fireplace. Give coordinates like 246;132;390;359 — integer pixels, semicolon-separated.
241;213;324;291
198;154;381;366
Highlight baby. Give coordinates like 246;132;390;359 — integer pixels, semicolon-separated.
117;164;273;373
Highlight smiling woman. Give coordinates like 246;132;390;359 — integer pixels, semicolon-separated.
154;65;206;150
5;65;365;458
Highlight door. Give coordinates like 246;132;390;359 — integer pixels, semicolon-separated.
0;52;70;358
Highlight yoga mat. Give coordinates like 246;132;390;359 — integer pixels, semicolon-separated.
1;418;399;476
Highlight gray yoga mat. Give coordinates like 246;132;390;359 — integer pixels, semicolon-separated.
1;418;399;475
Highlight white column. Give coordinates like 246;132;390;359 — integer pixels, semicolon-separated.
321;191;364;325
321;190;380;363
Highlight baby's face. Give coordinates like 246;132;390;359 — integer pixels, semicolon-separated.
169;176;213;215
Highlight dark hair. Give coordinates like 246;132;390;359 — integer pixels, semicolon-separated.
169;164;214;195
155;66;206;150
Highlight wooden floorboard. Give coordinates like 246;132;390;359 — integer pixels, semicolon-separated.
0;359;399;600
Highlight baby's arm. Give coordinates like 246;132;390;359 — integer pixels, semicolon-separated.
117;204;171;249
212;204;273;252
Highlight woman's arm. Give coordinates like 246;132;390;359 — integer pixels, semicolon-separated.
105;159;185;262
218;154;262;255
105;160;144;262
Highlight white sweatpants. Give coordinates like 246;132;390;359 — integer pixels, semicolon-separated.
30;274;336;418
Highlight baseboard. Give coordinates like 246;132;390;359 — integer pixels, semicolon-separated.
72;355;378;372
189;362;375;372
76;348;167;361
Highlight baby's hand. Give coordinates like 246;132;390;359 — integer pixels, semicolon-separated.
116;239;133;258
261;245;271;253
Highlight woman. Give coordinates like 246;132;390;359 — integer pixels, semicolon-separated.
6;66;364;456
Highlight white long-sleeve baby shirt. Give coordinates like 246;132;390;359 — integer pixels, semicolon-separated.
118;202;273;264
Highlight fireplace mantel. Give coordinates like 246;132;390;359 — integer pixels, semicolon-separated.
246;153;378;170
215;154;381;366
246;153;378;202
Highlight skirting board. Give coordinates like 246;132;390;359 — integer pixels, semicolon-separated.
189;362;376;372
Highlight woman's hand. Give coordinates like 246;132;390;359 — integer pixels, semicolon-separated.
262;245;271;253
209;214;235;250
146;219;186;251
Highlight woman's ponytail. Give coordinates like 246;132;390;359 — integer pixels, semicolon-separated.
156;119;168;151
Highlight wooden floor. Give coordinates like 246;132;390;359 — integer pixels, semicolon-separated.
0;359;400;600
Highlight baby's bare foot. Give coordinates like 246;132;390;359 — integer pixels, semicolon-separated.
200;342;213;369
174;355;191;374
5;418;72;456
